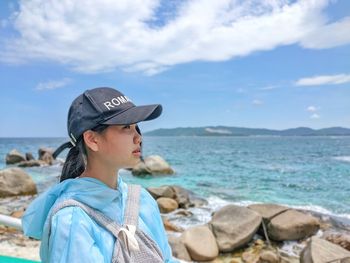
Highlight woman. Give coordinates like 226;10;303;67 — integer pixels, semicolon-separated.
22;87;179;262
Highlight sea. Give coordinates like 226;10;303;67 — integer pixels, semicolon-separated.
1;136;350;254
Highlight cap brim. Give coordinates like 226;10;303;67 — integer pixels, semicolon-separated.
102;104;162;125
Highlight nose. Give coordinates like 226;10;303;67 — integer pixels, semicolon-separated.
134;125;142;145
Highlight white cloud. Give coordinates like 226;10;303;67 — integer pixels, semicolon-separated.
36;78;71;91
0;0;348;75
307;106;318;112
301;17;350;49
252;99;263;105
296;73;350;86
310;113;320;119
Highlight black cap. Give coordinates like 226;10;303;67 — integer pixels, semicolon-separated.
53;87;162;158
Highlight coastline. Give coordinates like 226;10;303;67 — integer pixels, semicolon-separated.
0;189;349;262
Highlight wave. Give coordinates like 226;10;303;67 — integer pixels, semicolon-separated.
333;156;350;163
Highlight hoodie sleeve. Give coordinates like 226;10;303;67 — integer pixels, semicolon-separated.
46;206;107;263
139;188;180;263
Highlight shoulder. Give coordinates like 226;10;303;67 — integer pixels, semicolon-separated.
138;186;159;212
50;205;93;231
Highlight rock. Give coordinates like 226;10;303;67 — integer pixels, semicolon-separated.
188;195;208;207
242;251;259;263
11;209;25;218
25;152;35;161
248;204;289;221
174;209;193;217
300;236;350;263
163;218;184;232
40;152;54;165
267;210;320;241
259;250;280;263
324;232;350;251
171;186;191;209
5;149;26;165
209;205;262;252
38;147;54;165
248;203;290;239
157;197;179;213
147;186;176;199
182;225;219;261
17;160;46;167
132;155;174;175
0;168;37;197
38;147;53;159
168;235;192;262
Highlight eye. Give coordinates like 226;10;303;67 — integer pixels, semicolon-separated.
123;125;131;129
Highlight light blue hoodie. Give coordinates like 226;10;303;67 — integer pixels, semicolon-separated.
22;176;179;263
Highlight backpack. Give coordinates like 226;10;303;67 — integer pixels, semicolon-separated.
47;184;164;262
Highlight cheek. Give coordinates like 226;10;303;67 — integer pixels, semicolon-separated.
104;135;131;155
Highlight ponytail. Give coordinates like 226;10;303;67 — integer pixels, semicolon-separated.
59;124;108;182
60;139;86;182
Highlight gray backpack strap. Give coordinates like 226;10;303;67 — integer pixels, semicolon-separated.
47;199;121;239
123;184;141;226
47;199;124;260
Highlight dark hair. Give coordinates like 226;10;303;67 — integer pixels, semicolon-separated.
59;124;142;182
60;124;108;182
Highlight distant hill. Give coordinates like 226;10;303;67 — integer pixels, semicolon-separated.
144;126;350;136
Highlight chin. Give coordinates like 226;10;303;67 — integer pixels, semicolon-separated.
124;158;141;169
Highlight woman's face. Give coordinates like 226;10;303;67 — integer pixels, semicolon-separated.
95;124;142;169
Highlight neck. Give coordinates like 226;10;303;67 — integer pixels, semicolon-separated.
80;157;120;190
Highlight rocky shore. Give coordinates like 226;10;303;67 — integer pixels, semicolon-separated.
1;149;350;262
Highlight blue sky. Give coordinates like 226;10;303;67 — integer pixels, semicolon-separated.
0;0;349;137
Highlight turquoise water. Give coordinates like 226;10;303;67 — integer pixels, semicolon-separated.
0;136;349;219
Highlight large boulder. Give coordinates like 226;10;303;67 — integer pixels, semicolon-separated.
170;186;191;209
18;160;46;168
38;147;53;159
209;205;262;252
157;197;179;213
25;152;35;161
300;236;350;263
132;155;174;176
182;225;219;261
147;186;176;199
325;232;350;251
248;203;290;239
0;168;37;197
38;147;54;165
5;149;26;164
248;203;289;221
267;210;320;241
168;235;191;262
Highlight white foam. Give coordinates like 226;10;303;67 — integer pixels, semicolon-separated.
206;196;231;211
202;197;350;225
332;156;350;163
285;203;350;221
279;241;305;257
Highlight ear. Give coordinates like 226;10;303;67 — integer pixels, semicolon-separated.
83;130;99;152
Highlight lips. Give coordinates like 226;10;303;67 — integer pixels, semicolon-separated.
132;148;141;153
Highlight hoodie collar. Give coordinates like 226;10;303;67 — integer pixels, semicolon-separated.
22;175;126;239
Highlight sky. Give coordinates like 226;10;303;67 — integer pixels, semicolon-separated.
0;0;349;137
